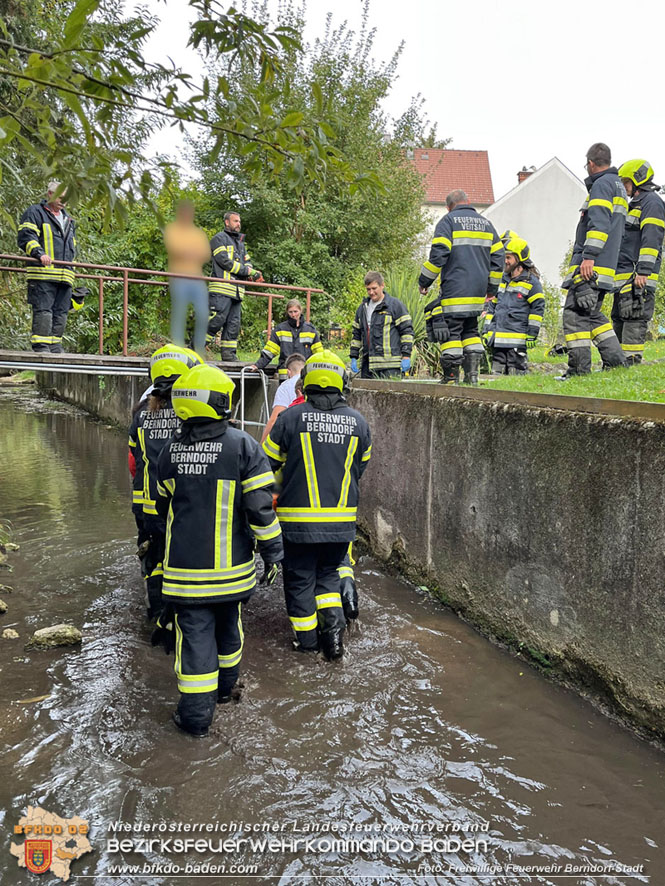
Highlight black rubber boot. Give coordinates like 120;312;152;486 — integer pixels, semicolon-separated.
340;576;359;621
462;354;480;385
221;350;238;362
440;365;460;385
171;710;209;737
319;627;345;661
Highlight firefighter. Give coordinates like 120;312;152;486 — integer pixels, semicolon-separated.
560;143;627;377
483;237;545;374
419;189;504;385
612;160;665;365
17;182;77;353
263;350;372;659
155;364;283;736
129;345;202;619
349;271;414;378
206;211;263;361
251;298;323;381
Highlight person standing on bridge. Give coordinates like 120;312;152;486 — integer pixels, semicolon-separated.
163;200;211;358
263;350;371;660
156;364;283;737
250;298;323;382
129;345;202;619
349;272;414;378
207;211;263;361
482;236;545;375
17;181;77;353
612;160;665;365
560;143;627;377
419;189;504;385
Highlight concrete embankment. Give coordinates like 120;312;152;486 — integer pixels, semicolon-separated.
350;381;665;741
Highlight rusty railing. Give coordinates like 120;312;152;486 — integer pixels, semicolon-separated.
0;254;324;356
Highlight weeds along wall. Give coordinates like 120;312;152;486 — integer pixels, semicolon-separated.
349;384;665;740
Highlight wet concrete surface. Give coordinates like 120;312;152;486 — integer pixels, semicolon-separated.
0;386;663;886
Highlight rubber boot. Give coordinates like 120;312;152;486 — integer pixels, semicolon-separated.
319;626;344;661
221;350;238;362
462;354;480;385
625;355;642;367
440;365;460;385
340;576;359;621
171;710;209;737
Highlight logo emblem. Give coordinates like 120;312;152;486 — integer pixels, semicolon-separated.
25;840;52;874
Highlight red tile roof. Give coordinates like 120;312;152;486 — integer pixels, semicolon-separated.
410;148;495;206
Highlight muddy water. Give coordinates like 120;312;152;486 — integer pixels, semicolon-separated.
0;385;663;886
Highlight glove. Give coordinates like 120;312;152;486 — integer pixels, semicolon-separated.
527;338;538;349
482;330;495;348
151;604;175;655
71;286;89;312
401;357;411;373
260;557;281;586
340;575;359;621
526;327;539;349
431;313;450;343
572;272;598;313
618;295;633;321
350;357;358;373
631;284;645;320
250;270;264;282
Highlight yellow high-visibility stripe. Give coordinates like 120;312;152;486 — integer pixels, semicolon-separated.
639;247;659;258
565;331;591;342
591;323;613;338
263;435;286;462
423;260;440;274
432;236;452;248
42;223;54;258
165;559;255;580
315;592;343;610
394;314;411;325
452;230;493;240
588;198;612;211
241;471;274;493
18;221;40;232
163;574;257;597
249;517;282;540
361;444;372;463
213;479;235;570
528;314;543;323
641;216;665;229
440;297;486;306
337;436;358;508
300;433;321;508
138;428;150;506
290;614;318;631
276;507;357;522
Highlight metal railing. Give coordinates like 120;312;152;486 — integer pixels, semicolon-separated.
0;253;324;356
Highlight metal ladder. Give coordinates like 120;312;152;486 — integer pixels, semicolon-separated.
232;366;270;433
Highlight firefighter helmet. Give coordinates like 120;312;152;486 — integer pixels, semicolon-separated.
504;236;531;265
500;229;519;245
302;349;347;393
149;344;202;386
618;159;655;189
171;364;235;421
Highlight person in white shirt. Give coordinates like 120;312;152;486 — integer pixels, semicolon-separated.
260;353;306;443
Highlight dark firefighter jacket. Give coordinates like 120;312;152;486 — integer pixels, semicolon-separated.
349;293;414;373
616;189;665;294
564;167;628;292
263;392;372;544
208;229;253;300
419;205;504;315
255;318;323;376
17;200;77;286
156;420;282;603
483;271;545;348
129;399;180;517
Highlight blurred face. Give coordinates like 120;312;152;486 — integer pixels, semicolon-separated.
504;253;519;275
622;178;635;197
176;203;195;224
47;190;67;212
225;213;241;232
365;281;384;302
287;304;302;322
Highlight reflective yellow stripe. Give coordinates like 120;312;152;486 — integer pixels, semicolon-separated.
163;574;257;597
241;471;273;493
528;314;543;322
423;260;440;274
613;196;629;212
565;331;591;342
214;479;235;570
382;314;391;356
394;314;411;325
42;223;54;258
587;198;612;211
586;230;608;242
18;221;40;232
263;435;286;462
440;297;486;306
164;478;175;494
639;247;659;258
265;340;280;356
249;517;282;540
337;436;358;508
640;217;665;229
300;433;321;508
315;592;343;610
276;507;357;522
25;239;41;253
164;560;255;581
337;566;354;579
591;322;612;338
452;230;492;240
361;444;372;463
431;236;451;248
138;427;150;507
490;240;504;254
289;614;318;631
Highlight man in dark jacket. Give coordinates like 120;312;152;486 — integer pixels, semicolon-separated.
419;189;504;384
560;143;627;377
206;211;263;361
263;350;371;660
156;363;283;736
349;271;414;378
17;181;78;353
612;159;665;365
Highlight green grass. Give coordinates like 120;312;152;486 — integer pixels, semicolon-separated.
528;338;665;366
482;360;665;403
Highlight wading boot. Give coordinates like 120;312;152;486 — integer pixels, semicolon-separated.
319;627;344;661
440;365;460;385
221;350;238;362
217;681;243;704
490;360;504;375
462;354;480;385
171;710;209;737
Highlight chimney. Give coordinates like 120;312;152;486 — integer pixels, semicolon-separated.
517;165;535;183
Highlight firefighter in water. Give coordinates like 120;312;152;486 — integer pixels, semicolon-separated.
17;181;80;353
129;345;202;619
263;350;372;659
250;298;323;382
155;364;283;736
612;160;665;365
483;237;545;374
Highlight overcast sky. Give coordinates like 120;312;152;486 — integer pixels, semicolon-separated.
144;0;665;202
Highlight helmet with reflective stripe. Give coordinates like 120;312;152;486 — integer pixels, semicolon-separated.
302;349;347;393
500;229;520;245
618;159;655;189
149;344;202;385
171;364;235;421
504;236;531;265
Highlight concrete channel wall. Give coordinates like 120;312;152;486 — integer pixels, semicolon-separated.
350;381;665;741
